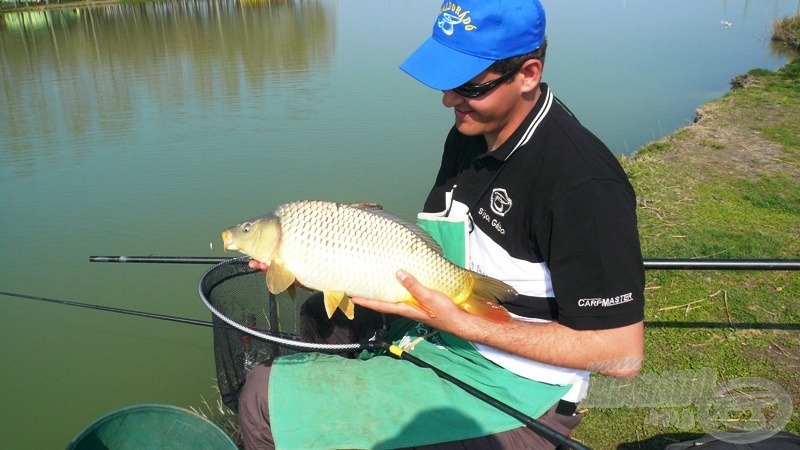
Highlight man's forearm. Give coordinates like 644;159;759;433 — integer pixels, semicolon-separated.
352;271;644;378
452;316;644;378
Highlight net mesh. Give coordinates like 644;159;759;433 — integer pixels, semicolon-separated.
198;257;384;411
198;257;301;410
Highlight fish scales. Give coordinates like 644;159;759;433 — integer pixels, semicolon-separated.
278;202;455;301
222;200;514;323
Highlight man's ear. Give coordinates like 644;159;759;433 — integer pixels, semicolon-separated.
519;59;543;93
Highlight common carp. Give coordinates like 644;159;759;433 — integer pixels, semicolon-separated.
222;200;514;323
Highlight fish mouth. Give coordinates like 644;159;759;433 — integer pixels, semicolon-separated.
221;230;239;251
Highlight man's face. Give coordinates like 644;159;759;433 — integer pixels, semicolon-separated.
441;60;541;150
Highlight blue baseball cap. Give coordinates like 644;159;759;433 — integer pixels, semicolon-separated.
400;0;546;90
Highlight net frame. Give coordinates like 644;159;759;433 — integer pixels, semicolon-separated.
198;257;364;352
197;257;370;410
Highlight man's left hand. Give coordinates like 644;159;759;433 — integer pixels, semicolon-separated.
351;270;465;331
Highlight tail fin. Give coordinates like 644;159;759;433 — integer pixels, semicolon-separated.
459;273;516;324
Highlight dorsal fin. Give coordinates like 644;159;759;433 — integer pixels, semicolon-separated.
348;202;444;255
347;201;383;210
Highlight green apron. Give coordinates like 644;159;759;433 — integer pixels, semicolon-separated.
269;213;571;449
416;211;469;267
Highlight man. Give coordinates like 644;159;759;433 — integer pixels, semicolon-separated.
239;0;644;448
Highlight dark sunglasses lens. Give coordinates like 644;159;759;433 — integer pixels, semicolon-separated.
453;85;486;98
451;62;523;98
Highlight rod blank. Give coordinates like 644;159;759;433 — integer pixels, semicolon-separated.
644;259;800;270
90;256;800;270
0;290;213;327
90;256;230;264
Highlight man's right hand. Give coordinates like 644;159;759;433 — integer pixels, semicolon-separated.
249;259;309;290
248;259;270;272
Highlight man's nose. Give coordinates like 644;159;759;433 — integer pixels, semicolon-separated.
441;90;464;107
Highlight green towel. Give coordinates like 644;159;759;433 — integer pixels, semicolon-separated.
416;212;469;267
269;319;570;449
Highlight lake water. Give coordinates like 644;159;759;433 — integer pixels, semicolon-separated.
1;0;798;447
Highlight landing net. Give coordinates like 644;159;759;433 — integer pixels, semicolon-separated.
198;257;372;410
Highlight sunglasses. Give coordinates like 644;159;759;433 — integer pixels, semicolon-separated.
451;61;525;98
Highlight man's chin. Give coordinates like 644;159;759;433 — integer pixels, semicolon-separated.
454;118;482;136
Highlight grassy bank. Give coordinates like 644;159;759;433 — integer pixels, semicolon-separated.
773;16;800;53
573;58;800;449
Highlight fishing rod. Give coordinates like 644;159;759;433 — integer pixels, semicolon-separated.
0;290;213;328
89;256;230;264
643;258;800;270
91;255;800;270
370;340;592;450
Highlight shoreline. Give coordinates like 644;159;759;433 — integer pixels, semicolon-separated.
0;0;123;13
578;58;800;448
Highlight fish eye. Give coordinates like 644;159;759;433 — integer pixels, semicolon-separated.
242;223;252;233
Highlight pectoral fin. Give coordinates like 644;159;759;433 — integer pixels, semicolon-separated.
323;291;346;318
265;260;296;295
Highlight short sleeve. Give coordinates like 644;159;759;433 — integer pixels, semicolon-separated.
536;178;645;330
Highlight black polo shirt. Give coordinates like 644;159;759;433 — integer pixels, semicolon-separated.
423;84;645;331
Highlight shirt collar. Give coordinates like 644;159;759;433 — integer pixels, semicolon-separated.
482;82;551;162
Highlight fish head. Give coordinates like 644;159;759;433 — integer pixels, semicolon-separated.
221;215;282;263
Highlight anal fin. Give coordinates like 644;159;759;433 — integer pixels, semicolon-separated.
401;297;437;319
323;291;346;319
338;296;355;320
458;273;515;324
458;300;512;324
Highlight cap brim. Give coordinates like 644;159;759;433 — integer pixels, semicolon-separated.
399;37;494;91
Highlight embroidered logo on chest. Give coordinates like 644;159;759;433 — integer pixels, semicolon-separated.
490;188;513;217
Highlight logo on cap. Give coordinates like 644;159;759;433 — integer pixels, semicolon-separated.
438;2;476;35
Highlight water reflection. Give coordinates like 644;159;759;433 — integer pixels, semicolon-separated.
0;0;335;177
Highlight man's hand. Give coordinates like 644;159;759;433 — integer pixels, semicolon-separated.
248;260;270;272
351;270;470;334
247;259;308;290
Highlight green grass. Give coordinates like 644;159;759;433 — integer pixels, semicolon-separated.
572;58;800;449
743;174;800;215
